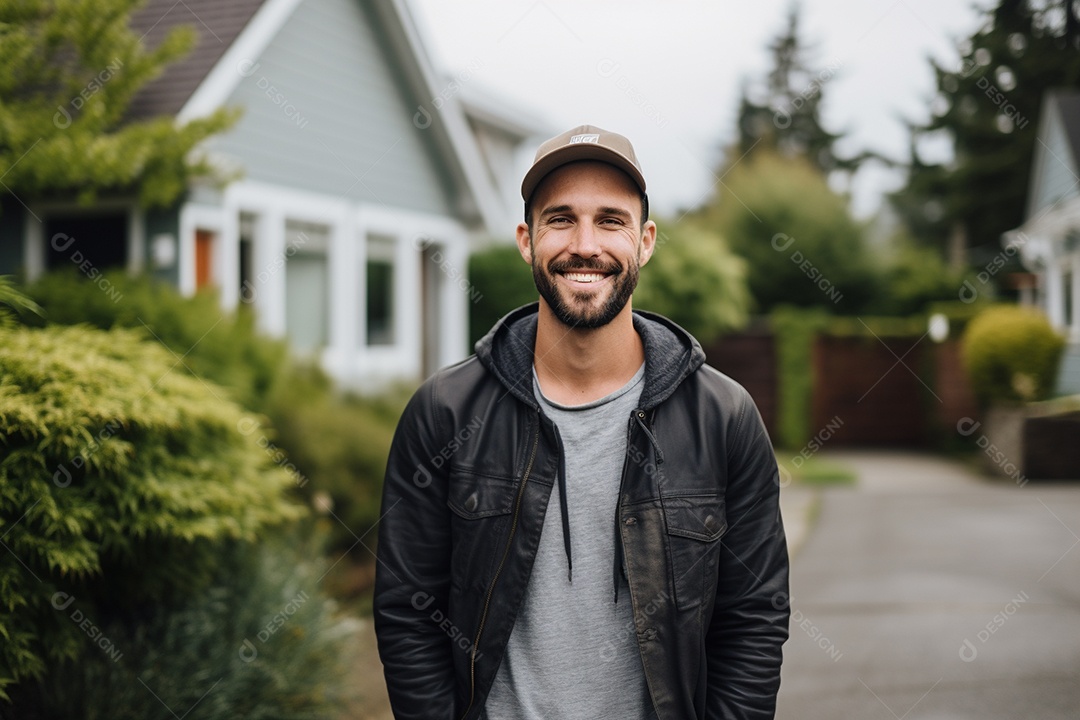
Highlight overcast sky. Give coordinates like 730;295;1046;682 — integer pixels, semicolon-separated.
409;0;995;220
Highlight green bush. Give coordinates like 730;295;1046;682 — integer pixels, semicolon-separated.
468;243;536;346
24;537;358;720
962;305;1065;404
770;306;830;448
634;221;749;345
23;270;290;411
0;323;305;698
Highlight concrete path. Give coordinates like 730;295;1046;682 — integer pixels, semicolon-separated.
776;451;1080;720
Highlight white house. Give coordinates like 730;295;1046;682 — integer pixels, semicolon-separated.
1007;89;1080;395
0;0;541;391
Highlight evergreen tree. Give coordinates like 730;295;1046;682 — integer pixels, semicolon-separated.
0;0;238;209
891;0;1080;268
733;5;863;175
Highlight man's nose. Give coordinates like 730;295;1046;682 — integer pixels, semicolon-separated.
567;222;602;257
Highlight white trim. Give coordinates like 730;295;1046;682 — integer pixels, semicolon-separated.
176;0;304;124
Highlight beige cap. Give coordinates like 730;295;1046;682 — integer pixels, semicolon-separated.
521;124;647;202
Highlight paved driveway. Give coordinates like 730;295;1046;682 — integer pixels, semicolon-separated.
777;451;1080;720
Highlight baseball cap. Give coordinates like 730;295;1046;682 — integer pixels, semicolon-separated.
520;124;647;203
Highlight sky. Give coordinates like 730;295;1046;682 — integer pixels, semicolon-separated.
408;0;996;220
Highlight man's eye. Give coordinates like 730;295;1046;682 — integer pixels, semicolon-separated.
548;217;570;224
600;218;623;225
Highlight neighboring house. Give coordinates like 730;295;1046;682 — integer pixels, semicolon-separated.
0;0;540;390
1008;89;1080;395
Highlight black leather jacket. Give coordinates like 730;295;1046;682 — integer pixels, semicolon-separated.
374;305;789;719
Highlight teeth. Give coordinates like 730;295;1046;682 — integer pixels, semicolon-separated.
564;272;605;283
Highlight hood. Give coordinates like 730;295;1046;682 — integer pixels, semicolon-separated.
474;302;706;411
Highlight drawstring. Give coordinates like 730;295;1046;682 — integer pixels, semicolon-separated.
552;423;573;584
614;409;664;603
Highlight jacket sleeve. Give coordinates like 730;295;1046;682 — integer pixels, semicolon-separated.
704;391;790;719
373;377;457;719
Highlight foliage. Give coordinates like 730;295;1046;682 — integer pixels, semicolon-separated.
703;150;879;314
867;241;970;316
0;323;305;699
24;270;290;411
892;0;1080;264
732;6;866;175
0;276;42;328
468;243;536;346
770;306;830;448
0;0;239;209
21;537;359;720
634;220;749;344
961;304;1065;404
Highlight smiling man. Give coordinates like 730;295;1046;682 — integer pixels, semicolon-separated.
374;125;790;720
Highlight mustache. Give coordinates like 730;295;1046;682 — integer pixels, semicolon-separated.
547;258;623;275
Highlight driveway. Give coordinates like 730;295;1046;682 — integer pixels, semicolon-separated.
776;451;1080;719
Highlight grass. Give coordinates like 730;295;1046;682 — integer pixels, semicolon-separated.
776;452;858;486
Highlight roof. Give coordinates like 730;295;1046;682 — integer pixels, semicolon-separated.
124;0;526;236
1049;89;1080;170
127;0;265;120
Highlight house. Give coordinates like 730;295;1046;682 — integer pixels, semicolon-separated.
0;0;541;390
1008;89;1080;396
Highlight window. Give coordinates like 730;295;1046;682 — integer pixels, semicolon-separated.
285;220;330;354
45;212;128;273
366;235;396;346
238;212;256;304
1065;269;1074;330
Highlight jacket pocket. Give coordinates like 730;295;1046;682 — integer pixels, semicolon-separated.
663;496;727;611
446;469;518;590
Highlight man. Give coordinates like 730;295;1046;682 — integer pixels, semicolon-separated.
374;125;789;719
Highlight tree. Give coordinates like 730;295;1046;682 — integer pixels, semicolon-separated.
891;0;1080;267
0;0;238;209
732;5;865;176
703;150;879;314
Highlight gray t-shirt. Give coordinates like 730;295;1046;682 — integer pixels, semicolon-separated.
484;362;657;719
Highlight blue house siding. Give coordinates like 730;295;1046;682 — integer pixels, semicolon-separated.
205;0;453;215
1057;343;1080;396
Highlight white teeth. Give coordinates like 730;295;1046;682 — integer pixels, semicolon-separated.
563;272;605;283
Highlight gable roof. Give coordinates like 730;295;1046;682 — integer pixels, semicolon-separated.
1051;90;1080;170
127;0;517;236
1025;89;1080;221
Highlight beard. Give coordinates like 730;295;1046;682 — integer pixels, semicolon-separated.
532;253;640;329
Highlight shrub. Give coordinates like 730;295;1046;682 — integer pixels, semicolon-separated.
23;537;359;720
962;305;1065;404
634;221;749;345
0;323;305;698
468;243;536;346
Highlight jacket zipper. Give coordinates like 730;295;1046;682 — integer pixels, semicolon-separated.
460;410;541;720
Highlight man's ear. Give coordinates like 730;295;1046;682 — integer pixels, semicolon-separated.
638;220;658;267
515;222;533;264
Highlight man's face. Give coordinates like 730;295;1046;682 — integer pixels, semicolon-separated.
517;160;656;329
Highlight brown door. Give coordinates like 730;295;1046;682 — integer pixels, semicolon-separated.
195;229;215;289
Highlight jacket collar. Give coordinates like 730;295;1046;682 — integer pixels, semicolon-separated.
474;302;705;411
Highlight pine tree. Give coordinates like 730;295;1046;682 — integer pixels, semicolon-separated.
0;0;238;209
892;0;1080;268
732;5;863;175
